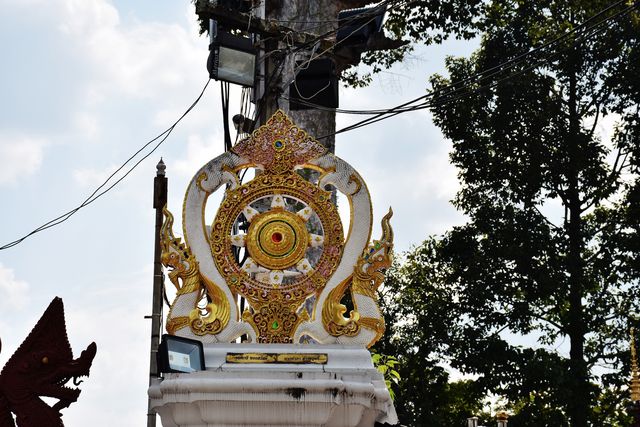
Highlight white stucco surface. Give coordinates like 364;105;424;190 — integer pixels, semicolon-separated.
149;343;397;427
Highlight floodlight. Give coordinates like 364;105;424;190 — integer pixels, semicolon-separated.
467;417;479;427
157;334;205;374
207;30;257;87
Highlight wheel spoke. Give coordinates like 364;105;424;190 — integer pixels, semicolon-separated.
295;258;313;274
296;206;313;222
242;257;268;274
243;206;259;222
268;270;284;285
309;234;324;247
231;233;246;247
271;195;286;209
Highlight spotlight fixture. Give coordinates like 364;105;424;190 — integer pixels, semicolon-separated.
207;21;257;87
157;335;205;374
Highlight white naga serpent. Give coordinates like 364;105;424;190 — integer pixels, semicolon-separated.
161;111;393;347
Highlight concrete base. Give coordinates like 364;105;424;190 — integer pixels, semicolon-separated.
148;343;398;427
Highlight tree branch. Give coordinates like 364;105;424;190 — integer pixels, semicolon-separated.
580;147;629;213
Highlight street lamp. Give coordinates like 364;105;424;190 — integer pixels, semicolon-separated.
207;20;257;87
157;335;206;373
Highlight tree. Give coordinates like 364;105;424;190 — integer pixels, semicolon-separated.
375;253;493;426
381;0;640;425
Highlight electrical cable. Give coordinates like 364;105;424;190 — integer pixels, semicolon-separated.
0;79;211;251
295;0;628;116
276;0;406;111
246;0;407;123
314;0;638;139
221;81;232;151
289;0;406;76
251;53;287;129
254;0;407;69
246;0;633;139
256;0;404;49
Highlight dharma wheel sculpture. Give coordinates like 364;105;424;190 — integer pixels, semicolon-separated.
161;110;393;347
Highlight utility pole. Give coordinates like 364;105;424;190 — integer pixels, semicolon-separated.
147;158;167;427
261;0;338;153
195;0;393;154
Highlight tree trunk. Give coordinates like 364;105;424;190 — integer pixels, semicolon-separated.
264;0;339;153
566;51;589;427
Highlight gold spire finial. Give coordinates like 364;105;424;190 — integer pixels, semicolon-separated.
631;327;640;401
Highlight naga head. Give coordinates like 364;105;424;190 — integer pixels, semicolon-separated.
359;207;394;275
161;205;196;289
0;298;97;426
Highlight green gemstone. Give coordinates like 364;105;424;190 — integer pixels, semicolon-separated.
272;321;279;330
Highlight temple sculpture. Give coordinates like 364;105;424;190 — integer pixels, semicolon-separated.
149;110;397;427
0;298;97;427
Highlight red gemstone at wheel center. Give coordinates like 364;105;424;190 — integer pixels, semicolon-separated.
271;232;283;243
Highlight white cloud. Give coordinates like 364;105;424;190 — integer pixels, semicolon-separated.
9;0;205;104
173;133;226;177
83;21;200;98
408;150;460;201
56;0;203;101
0;135;46;185
72;112;100;140
73;164;118;188
57;0;120;36
0;264;30;311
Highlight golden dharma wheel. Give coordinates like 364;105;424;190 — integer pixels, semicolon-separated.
246;208;310;271
210;172;344;304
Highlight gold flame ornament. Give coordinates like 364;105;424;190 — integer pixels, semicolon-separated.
160;110;393;347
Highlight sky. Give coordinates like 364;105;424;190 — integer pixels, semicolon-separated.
0;1;476;425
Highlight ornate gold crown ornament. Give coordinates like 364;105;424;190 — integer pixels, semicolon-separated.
160;110;393;347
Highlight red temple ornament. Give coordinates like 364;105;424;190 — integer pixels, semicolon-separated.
0;297;97;427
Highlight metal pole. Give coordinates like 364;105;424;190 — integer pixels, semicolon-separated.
147;158;168;427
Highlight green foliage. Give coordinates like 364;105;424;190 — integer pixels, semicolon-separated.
371;351;400;400
345;0;485;86
378;0;640;425
374;258;492;426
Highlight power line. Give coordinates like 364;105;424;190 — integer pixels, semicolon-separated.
244;0;409;130
285;0;629;118
0;79;211;251
290;0;407;76
252;0;407;71
314;0;637;139
256;0;406;49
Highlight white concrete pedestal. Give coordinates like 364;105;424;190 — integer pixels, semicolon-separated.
148;343;398;427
